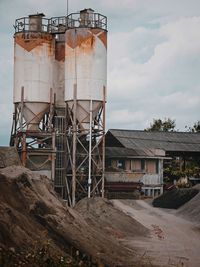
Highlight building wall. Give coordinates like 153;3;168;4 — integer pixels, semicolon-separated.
106;157;163;197
110;158;159;173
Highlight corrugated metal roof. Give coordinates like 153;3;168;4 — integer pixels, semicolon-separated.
107;130;200;152
106;147;165;158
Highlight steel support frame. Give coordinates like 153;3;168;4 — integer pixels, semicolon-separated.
65;85;106;207
54;113;67;199
10;86;56;180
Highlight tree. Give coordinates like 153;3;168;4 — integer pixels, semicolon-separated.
145;118;176;132
185;121;200;133
192;121;200;133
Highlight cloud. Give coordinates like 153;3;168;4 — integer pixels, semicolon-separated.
1;1;200;145
107;15;200;131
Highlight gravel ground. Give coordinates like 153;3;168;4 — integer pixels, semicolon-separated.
177;190;200;223
112;199;200;267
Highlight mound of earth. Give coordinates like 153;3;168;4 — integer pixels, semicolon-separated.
193;184;200;190
177;190;200;223
0;165;148;267
152;188;199;209
75;197;148;240
0;146;21;168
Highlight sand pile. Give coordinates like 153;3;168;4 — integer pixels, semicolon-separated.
152;188;199;209
193;184;200;190
0;147;21;168
0;165;148;267
177;189;200;223
75;197;148;240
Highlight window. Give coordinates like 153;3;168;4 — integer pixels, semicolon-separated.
131;159;144;172
156;160;159;174
125;160;131;170
111;160;117;168
141;159;145;171
146;160;157;174
105;159;112;168
117;159;125;169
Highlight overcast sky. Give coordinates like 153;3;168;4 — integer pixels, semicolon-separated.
1;0;200;145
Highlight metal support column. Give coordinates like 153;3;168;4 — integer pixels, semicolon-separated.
102;86;106;198
20;86;24;131
88;100;93;198
72;84;77;207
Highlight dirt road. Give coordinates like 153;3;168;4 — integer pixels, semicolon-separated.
112;199;200;267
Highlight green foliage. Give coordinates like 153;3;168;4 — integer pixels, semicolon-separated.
185;120;200;132
193;121;200;132
164;166;184;181
145;118;176;132
164;160;200;183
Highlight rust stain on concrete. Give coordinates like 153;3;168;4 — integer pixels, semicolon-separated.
65;29;92;49
91;29;107;49
55;43;65;61
97;31;107;49
15;32;54;56
65;29;107;54
90;28;102;35
65;29;96;56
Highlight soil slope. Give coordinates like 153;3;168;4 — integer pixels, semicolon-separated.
152;188;198;209
177;189;200;223
113;199;200;267
0;165;148;267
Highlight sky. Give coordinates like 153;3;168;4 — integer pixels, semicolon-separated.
1;0;200;145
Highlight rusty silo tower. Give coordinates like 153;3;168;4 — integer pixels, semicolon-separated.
65;9;107;206
11;14;56;179
10;9;107;206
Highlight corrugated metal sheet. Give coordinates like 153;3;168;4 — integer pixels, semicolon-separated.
105;172;161;185
106;147;165;158
105;172;143;182
107;130;200;152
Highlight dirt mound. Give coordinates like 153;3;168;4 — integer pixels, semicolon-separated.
0;147;21;168
193;184;200;190
177;191;200;223
75;197;148;239
152;188;199;209
0;165;148;267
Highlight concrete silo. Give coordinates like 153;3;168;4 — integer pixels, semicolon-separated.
10;9;107;205
11;14;56;179
13;14;54;131
65;9;107;206
54;23;66;110
65;9;107;132
52;20;67;197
